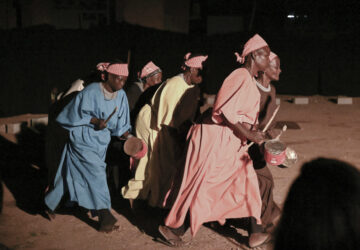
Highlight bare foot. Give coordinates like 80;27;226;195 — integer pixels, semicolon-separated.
158;225;186;247
248;232;271;248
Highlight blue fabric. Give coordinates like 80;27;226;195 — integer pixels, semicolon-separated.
45;82;131;210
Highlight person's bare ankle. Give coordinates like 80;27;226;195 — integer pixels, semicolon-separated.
249;232;270;248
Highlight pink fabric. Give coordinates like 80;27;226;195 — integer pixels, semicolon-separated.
269;51;278;61
212;68;260;125
139;61;161;78
96;62;110;72
184;52;208;69
106;63;129;77
164;68;262;236
96;62;128;76
234;34;268;64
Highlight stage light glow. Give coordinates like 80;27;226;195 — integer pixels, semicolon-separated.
287;14;295;19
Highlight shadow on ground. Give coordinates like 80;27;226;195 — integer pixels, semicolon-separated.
111;191;167;242
0;242;11;250
204;219;250;249
0;124;48;217
0;123;167;241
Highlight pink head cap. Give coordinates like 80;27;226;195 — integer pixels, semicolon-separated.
234;34;269;64
139;61;161;79
184;52;208;69
269;51;278;61
107;63;129;77
96;62;128;76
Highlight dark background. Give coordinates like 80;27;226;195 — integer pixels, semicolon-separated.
1;0;360;117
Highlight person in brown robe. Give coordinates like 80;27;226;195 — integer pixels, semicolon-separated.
247;51;282;236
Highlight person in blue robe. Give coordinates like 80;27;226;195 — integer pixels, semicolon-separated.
45;61;131;232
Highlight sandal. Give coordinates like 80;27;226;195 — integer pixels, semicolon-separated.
158;225;186;247
98;209;118;233
45;208;56;220
99;224;120;233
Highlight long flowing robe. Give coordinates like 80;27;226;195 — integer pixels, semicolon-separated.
248;82;280;231
121;75;199;207
45;82;131;211
164;68;262;236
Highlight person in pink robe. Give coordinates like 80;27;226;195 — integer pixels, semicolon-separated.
159;34;272;248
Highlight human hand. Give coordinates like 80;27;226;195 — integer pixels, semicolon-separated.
91;117;107;130
250;131;266;145
118;131;133;140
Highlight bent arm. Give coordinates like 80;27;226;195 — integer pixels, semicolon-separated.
222;114;265;144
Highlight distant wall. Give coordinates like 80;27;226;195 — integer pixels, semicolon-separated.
1;24;359;117
0;0;17;29
207;16;244;35
121;0;190;33
0;0;111;30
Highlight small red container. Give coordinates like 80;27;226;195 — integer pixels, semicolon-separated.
264;140;286;165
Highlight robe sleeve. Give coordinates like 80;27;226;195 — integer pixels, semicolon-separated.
56;89;96;129
212;69;259;125
112;91;131;137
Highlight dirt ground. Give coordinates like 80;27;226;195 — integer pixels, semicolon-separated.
1;95;359;250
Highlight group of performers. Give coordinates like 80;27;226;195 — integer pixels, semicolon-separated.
45;33;283;248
